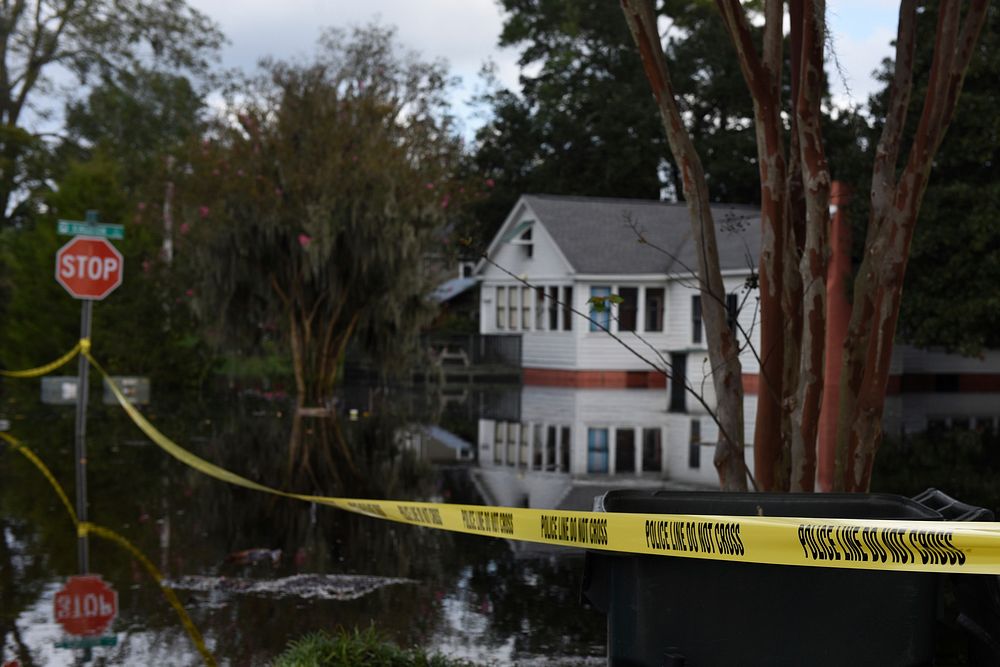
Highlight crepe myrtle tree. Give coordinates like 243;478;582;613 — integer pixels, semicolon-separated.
173;25;471;407
621;0;990;492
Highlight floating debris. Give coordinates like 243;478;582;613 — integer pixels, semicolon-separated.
165;573;417;601
225;548;282;567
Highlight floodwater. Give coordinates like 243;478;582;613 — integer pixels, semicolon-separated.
2;382;998;666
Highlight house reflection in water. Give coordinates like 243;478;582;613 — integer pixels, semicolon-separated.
472;387;757;511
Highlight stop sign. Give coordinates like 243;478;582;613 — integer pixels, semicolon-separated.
53;575;118;636
55;236;123;300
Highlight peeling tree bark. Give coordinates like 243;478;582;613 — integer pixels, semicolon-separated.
621;0;747;491
789;0;830;492
715;0;791;491
835;0;990;492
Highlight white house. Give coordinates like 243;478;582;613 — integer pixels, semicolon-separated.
472;387;760;512
476;194;762;406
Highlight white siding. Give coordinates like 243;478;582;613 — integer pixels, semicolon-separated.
897;345;1000;374
523;332;578;369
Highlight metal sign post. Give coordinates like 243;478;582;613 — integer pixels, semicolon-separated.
54;211;125;576
75;300;92;573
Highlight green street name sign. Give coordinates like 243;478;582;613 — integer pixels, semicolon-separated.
55;634;118;649
57;220;124;240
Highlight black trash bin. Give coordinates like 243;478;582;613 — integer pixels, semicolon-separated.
582;490;962;667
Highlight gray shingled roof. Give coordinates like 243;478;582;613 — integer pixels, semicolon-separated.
522;194;760;275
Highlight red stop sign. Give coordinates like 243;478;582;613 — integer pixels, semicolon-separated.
55;236;123;300
53;575;118;636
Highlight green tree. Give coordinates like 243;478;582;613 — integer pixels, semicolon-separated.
868;2;1000;356
1;65;216;388
173;25;468;406
468;0;759;246
61;67;206;195
0;153;213;390
0;0;223;226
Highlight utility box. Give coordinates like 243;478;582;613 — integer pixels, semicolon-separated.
582;490;979;667
102;376;150;405
41;376;80;405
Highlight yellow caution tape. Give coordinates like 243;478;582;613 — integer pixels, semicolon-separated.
0;340;85;378
78;523;216;667
0;432;216;666
84;351;1000;576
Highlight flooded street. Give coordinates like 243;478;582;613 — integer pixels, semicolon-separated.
1;385;615;666
3;382;998;666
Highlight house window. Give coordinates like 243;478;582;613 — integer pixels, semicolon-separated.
615;428;636;474
562;287;573;331
521;286;531;331
642;428;662;472
560;426;571;471
518;226;533;258
546;425;557;470
688;419;701;468
519;423;530;469
535;287;546;330
692;294;702;344
590;286;611;332
509;287;519;330
618;287;638;332
547;286;558;330
533;424;543;469
587;428;609;473
494;422;505;464
727;293;739;334
496;287;506;331
645;287;664;332
506;421;517;466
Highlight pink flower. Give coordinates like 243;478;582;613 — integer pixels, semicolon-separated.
142;260;152;273
180;223;190;235
298;233;312;248
137;202;147;211
485;178;495;188
198;205;210;219
441;194;451;209
425;182;435;190
185;289;195;297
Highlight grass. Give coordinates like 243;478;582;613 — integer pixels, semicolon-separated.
272;627;479;667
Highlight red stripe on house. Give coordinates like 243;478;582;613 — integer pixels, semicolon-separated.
523;368;1000;394
523;368;666;389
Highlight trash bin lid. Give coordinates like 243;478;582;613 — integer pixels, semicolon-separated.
599;489;942;521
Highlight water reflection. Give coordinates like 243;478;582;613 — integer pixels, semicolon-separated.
4;380;997;665
0;385;606;666
469;387;754;512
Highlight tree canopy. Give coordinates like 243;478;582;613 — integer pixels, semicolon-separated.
878;2;1000;356
0;0;223;225
468;0;760;247
171;25;469;404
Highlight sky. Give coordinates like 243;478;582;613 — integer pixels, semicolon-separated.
187;0;901;137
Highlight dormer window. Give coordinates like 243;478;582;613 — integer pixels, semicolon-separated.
503;220;534;258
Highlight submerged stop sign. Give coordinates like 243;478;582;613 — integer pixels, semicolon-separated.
55;236;123;300
53;575;118;636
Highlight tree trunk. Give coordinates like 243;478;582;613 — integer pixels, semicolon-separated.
835;0;990;491
622;0;747;490
715;0;790;491
789;0;830;492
